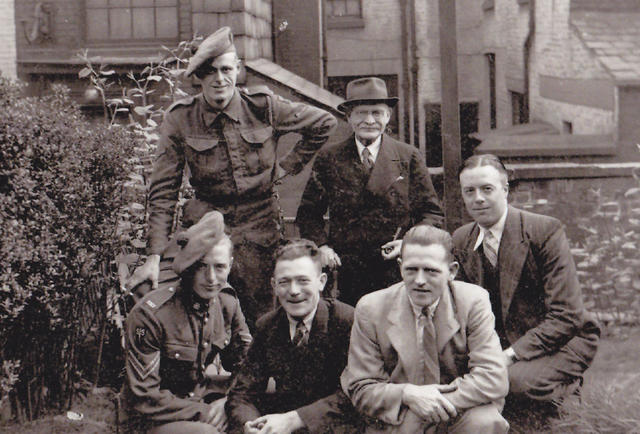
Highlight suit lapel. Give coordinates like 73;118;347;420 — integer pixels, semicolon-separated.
366;135;402;195
433;284;461;353
386;286;421;384
498;206;529;320
309;299;329;344
459;224;484;288
340;137;370;190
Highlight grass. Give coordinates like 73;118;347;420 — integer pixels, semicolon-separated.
2;328;639;433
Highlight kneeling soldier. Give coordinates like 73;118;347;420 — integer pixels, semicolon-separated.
125;211;252;433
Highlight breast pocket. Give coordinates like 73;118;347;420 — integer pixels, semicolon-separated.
162;343;199;394
185;137;228;180
240;126;275;175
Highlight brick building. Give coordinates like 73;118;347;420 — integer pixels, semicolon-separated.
0;0;17;78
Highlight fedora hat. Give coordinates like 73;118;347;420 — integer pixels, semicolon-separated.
337;77;399;113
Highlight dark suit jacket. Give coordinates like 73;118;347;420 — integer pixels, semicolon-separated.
226;299;360;433
296;134;443;254
452;205;595;361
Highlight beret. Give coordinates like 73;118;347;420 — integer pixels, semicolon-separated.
185;26;237;77
172;211;226;275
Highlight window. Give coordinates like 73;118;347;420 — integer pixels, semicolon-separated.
326;0;364;29
511;91;526;125
424;102;479;167
486;53;497;129
85;0;178;42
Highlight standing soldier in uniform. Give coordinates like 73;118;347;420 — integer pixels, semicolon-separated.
125;211;252;433
126;27;337;327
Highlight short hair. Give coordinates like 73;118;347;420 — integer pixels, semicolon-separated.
272;238;323;272
400;224;454;263
459;154;509;181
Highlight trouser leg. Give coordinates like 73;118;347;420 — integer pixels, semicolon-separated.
147;421;220;434
444;403;509;434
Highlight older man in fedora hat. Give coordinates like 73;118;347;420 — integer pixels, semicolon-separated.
297;77;443;305
124;211;252;433
126;27;337;329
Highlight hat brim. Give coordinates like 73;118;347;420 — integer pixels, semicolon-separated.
337;97;399;114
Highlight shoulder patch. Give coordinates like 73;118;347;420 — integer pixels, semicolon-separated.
240;85;274;96
140;287;176;311
167;95;196;112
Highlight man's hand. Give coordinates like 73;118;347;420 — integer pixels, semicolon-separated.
245;411;305;434
319;245;341;269
125;254;160;291
381;240;402;260
402;384;458;425
205;397;227;432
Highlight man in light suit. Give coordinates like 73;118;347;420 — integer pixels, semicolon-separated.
452;154;599;405
296;77;443;306
341;225;509;433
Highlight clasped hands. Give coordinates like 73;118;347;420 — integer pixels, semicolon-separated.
402;383;458;426
243;410;304;434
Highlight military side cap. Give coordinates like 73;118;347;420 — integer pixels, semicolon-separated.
172;211;226;275
185;27;236;77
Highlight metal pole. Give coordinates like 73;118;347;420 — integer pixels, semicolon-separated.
438;0;463;232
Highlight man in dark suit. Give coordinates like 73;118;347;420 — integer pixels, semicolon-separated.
452;154;600;405
225;239;361;433
297;77;443;305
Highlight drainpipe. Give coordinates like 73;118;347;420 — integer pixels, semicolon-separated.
321;0;328;88
410;0;422;153
523;0;535;123
399;0;411;143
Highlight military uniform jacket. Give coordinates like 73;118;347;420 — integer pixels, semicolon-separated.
125;283;252;425
296;134;443;255
148;88;337;254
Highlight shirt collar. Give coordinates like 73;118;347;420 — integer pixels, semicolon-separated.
355;135;382;163
473;206;509;251
202;88;241;123
286;305;318;339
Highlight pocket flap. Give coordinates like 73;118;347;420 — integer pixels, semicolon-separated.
186;137;218;152
240;126;273;144
165;344;198;362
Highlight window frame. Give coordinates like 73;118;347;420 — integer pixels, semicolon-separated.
326;0;365;29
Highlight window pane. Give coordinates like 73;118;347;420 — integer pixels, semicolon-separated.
133;8;154;38
191;0;204;13
86;0;108;8
332;1;346;16
156;7;178;38
110;0;131;7
110;8;132;39
87;9;109;39
132;0;154;6
156;0;177;6
346;0;361;16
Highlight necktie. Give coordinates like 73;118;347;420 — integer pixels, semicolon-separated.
292;320;308;347
483;231;498;267
419;308;440;385
362;147;374;172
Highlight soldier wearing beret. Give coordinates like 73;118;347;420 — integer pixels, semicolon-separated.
124;211;252;433
127;27;337;328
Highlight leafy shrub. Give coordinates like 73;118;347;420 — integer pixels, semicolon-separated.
0;77;137;420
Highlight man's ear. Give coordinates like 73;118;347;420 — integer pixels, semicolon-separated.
229;256;234;268
270;276;276;290
318;272;328;292
449;261;460;281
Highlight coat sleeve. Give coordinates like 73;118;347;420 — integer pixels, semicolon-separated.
340;302;407;426
225;329;269;433
511;221;584;360
296;150;330;246
147;112;186;255
442;291;509;409
409;147;444;229
219;298;253;375
125;306;210;423
271;95;337;175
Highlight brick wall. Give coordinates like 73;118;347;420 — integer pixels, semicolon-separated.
0;0;16;78
530;0;615;134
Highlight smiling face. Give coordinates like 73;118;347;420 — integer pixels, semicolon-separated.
399;243;458;309
198;52;240;110
347;103;391;144
460;165;509;228
272;256;326;320
191;240;233;300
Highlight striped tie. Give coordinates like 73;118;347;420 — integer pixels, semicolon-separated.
292;321;308;347
483;231;498;267
420;309;440;385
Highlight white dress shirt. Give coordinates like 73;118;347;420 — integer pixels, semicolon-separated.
355;136;381;164
286;306;317;341
473;206;508;254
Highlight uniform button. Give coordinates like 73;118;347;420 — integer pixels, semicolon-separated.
175;352;180;358
203;342;208;348
189;392;194;397
168;287;174;292
224;339;229;346
204;317;208;324
201;364;205;370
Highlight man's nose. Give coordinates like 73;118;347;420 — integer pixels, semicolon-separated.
415;270;427;285
364;112;376;123
213;69;224;82
205;266;217;283
473;190;485;202
289;282;302;296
